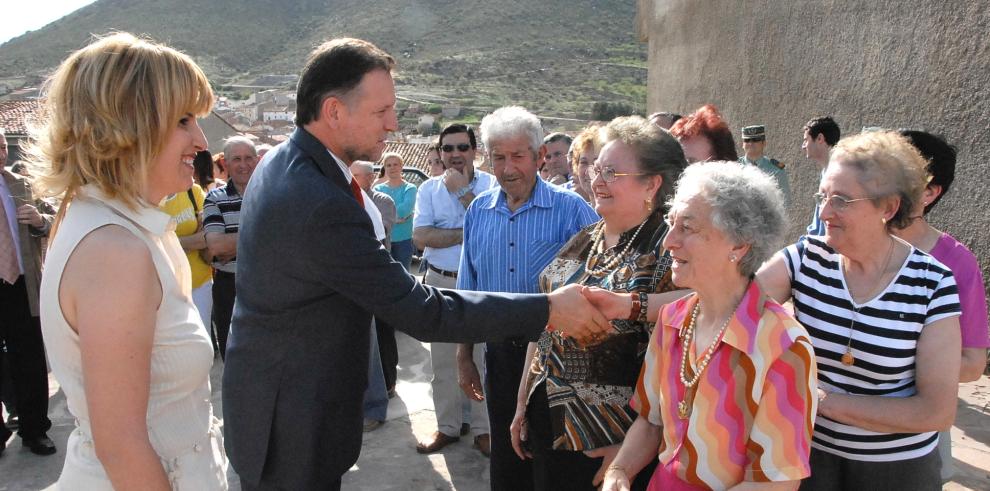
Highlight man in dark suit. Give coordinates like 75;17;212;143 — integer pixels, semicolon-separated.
222;38;610;491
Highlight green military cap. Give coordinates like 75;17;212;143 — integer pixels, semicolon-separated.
741;125;766;142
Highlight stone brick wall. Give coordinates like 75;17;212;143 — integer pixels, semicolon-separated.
638;0;990;281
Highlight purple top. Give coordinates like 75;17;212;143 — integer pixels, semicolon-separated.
930;233;990;348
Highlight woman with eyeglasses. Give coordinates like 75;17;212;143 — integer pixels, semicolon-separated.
753;131;961;490
588;131;959;490
509;116;687;490
596;161;816;491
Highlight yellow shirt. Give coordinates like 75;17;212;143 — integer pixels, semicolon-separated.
161;185;212;289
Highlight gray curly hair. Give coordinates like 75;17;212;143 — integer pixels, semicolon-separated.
668;161;787;277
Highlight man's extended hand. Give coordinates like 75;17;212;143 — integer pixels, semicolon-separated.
442;168;469;193
546;284;612;344
456;344;484;401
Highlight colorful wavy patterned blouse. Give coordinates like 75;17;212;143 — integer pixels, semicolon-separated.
630;281;818;489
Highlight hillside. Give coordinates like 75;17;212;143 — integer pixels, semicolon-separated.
0;0;646;121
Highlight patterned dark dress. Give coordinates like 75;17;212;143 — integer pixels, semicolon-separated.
524;212;675;451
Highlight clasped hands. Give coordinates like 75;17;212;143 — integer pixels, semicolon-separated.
545;284;639;346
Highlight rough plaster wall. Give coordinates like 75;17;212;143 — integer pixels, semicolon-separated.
641;0;990;279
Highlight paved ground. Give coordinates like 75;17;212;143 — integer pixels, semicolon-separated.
2;335;989;490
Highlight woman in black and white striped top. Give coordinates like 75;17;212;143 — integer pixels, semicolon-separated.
757;131;961;491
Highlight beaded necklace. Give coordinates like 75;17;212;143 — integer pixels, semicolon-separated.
677;299;737;419
584;217;650;278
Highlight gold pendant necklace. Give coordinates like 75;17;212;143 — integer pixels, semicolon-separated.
840;237;896;367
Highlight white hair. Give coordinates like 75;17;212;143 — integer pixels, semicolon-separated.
669;161;787;277
223;135;256;156
479;106;543;154
351;160;375;173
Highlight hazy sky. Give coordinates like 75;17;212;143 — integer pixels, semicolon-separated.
1;0;98;45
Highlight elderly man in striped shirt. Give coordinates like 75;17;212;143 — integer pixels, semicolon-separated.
457;107;598;490
204;135;258;360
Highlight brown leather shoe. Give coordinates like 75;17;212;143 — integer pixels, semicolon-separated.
473;434;491;458
415;431;459;454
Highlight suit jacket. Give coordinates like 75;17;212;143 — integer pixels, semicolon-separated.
2;169;53;316
222;128;550;489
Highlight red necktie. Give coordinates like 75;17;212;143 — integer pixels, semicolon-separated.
350;178;365;208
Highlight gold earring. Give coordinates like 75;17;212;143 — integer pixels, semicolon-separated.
645;198;653;211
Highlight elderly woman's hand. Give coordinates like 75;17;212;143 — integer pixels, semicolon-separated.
581;287;633;320
509;405;532;460
600;465;631;491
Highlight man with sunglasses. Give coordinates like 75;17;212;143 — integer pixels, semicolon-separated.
412;123;498;456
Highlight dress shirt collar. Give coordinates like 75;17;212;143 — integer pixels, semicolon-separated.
667;280;768;356
483;176;553;212
327;150;352;183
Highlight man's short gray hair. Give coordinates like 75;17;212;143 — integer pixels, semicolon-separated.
669;161;787;277
351;160;375;174
479;106;544;155
224;135;257;156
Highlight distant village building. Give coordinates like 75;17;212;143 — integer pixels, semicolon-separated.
262;103;296;123
441;105;461;118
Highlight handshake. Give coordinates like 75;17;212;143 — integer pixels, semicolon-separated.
545;284;639;345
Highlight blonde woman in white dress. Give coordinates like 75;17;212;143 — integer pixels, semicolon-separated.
25;33;227;490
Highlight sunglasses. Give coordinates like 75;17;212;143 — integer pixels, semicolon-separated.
441;143;472;153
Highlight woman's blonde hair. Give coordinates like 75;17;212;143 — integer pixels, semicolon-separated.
25;32;214;210
831;131;927;230
570;124;601;175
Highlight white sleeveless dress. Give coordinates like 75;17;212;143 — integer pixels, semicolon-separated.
40;185;227;490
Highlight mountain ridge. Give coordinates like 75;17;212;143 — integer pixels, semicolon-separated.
0;0;647;119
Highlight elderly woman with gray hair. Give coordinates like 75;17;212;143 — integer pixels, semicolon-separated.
592;162;818;490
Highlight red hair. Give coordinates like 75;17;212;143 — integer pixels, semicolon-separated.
669;104;738;161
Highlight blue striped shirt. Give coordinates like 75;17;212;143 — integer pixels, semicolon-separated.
456;178;599;293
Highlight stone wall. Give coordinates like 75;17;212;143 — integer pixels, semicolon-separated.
637;0;990;279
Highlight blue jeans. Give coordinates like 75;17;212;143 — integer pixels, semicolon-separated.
390;239;415;271
362;319;389;422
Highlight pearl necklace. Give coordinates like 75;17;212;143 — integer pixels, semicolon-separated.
677;299;735;419
584;217;650;278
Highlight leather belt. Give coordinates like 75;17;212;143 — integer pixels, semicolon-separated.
428;264;458;279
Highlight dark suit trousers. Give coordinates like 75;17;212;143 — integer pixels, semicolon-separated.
0;276;51;441
485;340;534;491
212;271;236;360
375;319;398;391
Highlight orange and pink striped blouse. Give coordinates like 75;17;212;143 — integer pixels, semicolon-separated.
630;281;818;489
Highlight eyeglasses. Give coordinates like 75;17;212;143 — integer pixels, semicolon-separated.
588;165;648;183
441;143;472;153
813;192;875;211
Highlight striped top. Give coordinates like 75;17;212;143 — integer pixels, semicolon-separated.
784;236;961;462
456;178;598;294
203;181;243;273
631;281;817;489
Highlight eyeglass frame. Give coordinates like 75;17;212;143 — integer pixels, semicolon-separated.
812;192;877;212
440;143;473;153
588;165;651;183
